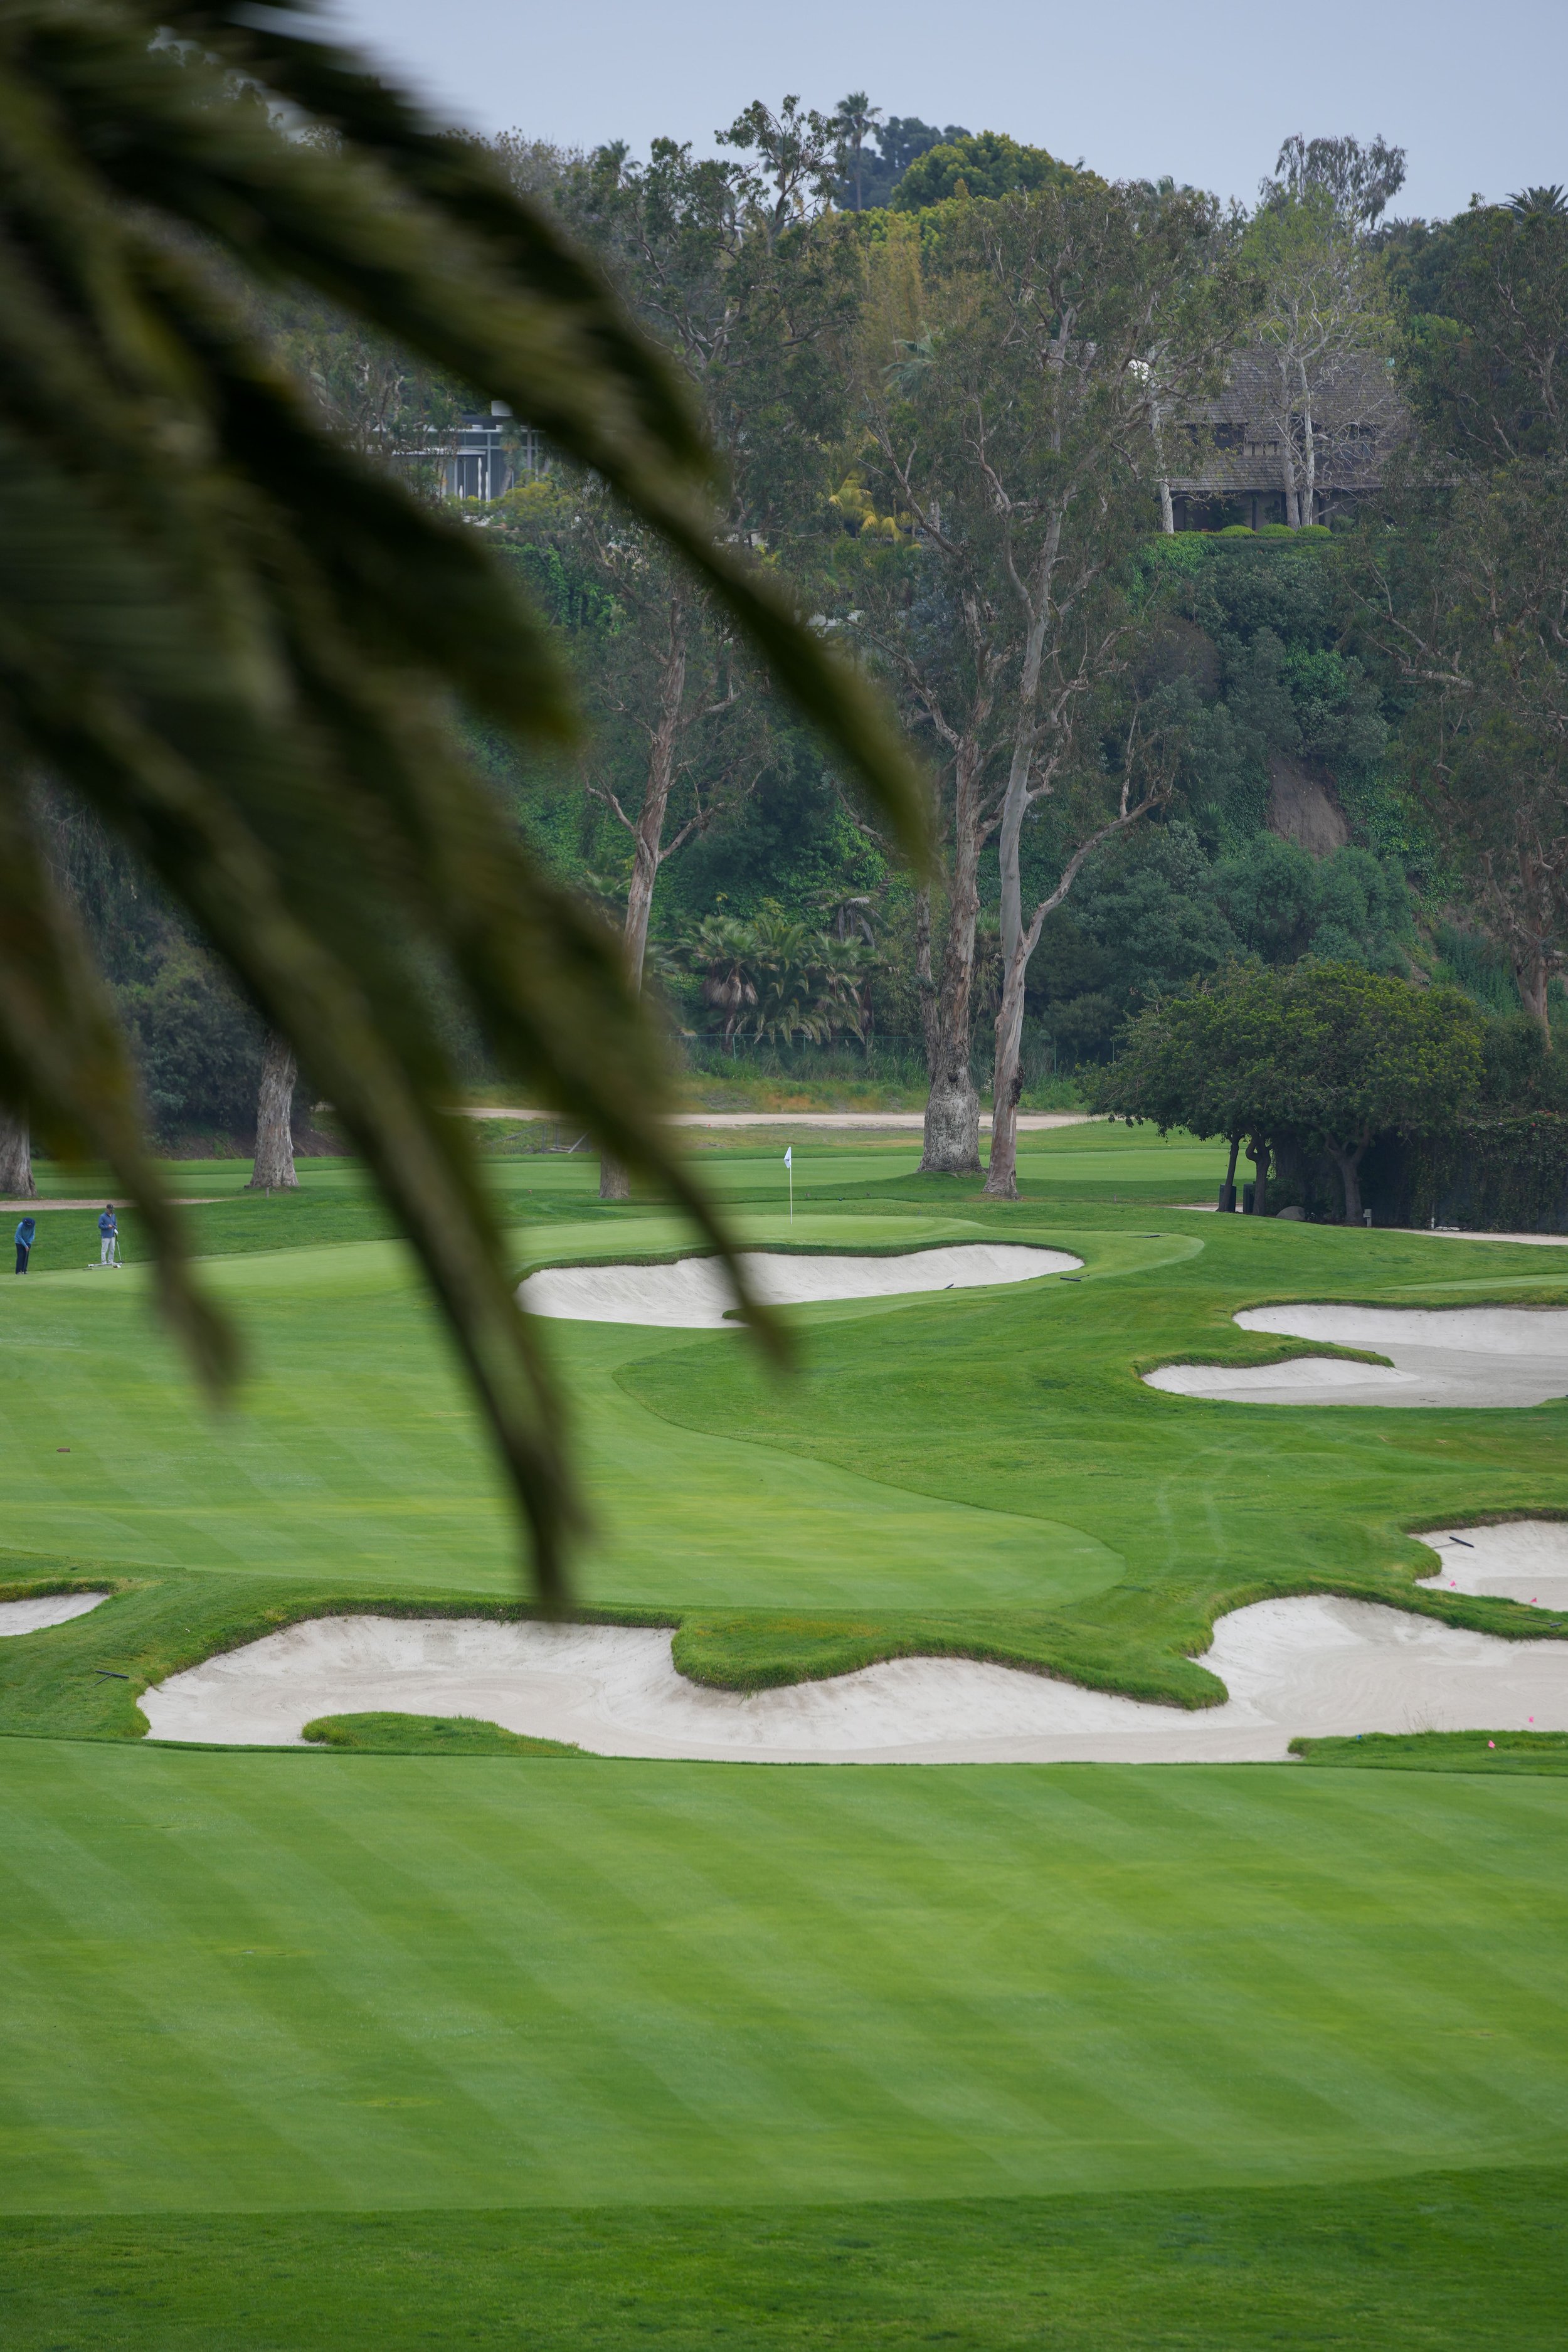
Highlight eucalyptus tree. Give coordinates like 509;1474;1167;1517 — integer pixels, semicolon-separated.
838;180;1247;1185
1244;138;1404;529
1260;134;1406;232
0;4;919;1595
546;127;857;1190
495;478;768;1195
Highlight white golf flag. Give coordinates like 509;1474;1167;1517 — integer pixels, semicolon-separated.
783;1147;792;1168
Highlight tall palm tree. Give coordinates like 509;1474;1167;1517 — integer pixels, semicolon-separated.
0;0;923;1597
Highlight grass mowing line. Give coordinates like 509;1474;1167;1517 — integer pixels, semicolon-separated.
1;2166;1564;2349
3;1739;1567;2215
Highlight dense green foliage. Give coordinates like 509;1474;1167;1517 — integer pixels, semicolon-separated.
1353;199;1568;1024
1098;961;1483;1219
891;129;1076;209
27;93;1560;1162
1367;1111;1568;1234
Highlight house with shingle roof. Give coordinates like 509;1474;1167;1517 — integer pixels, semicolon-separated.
1165;350;1405;532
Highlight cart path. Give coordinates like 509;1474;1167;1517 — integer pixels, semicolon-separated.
461;1107;1094;1131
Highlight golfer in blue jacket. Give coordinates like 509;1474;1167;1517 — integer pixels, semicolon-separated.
98;1205;119;1267
14;1215;34;1274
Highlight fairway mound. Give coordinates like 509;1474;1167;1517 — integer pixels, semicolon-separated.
519;1243;1078;1327
1144;1304;1568;1408
1420;1521;1568;1611
138;1597;1568;1764
0;1589;107;1637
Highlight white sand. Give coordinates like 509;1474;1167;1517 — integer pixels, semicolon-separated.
519;1243;1078;1328
0;1591;108;1636
464;1108;1091;1131
1419;1521;1568;1613
137;1595;1568;1764
1144;1304;1568;1409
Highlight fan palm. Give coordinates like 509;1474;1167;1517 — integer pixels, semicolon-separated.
0;0;923;1597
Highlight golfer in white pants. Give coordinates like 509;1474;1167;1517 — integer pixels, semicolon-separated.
98;1204;119;1266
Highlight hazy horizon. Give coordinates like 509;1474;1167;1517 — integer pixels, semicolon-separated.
323;0;1562;224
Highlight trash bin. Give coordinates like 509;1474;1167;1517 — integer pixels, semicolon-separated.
1217;1184;1237;1213
1241;1181;1256;1215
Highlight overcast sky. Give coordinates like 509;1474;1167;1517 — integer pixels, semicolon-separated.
325;0;1562;223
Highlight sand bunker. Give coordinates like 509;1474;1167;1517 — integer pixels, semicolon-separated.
519;1243;1078;1328
0;1591;107;1637
1420;1522;1568;1613
138;1596;1568;1764
1145;1304;1568;1408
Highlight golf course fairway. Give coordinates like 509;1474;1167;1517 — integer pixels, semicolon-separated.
2;1128;1567;2345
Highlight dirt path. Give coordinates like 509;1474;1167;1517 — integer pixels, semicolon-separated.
1;1196;224;1212
461;1107;1093;1133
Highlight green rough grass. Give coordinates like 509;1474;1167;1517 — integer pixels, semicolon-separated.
2;2167;1564;2349
301;1711;584;1756
1293;1730;1568;1774
3;1740;1567;2215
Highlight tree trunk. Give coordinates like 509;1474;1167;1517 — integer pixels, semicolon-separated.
985;976;1028;1200
0;1109;34;1198
980;569;1057;1203
914;886;940;1069
985;684;1160;1202
248;1032;299;1190
1299;374;1317;527
1150;403;1175;534
1515;948;1552;1040
1333;1143;1367;1226
918;751;987;1177
1246;1135;1269;1216
1219;1133;1240;1210
601;606;691;1204
1276;356;1301;529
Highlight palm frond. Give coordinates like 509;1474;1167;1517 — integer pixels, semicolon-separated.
0;0;926;1597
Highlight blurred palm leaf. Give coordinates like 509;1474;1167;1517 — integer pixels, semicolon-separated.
0;0;925;1599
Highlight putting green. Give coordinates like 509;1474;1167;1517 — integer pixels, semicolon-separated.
3;1739;1565;2213
0;1216;1121;1611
